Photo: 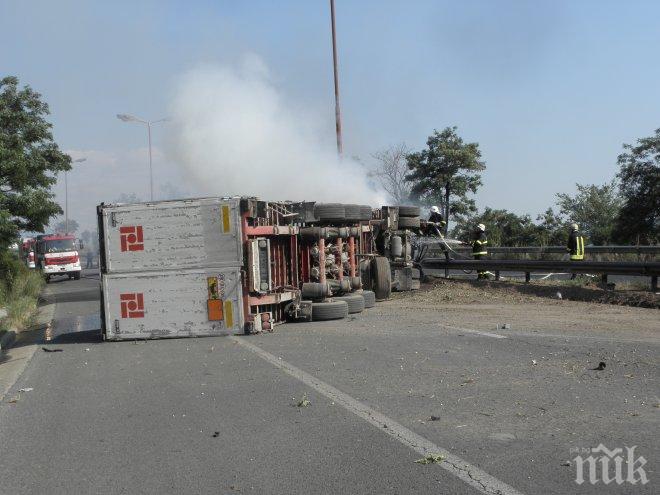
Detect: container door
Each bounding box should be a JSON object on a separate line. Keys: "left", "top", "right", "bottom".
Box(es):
{"left": 102, "top": 267, "right": 243, "bottom": 340}
{"left": 101, "top": 198, "right": 242, "bottom": 273}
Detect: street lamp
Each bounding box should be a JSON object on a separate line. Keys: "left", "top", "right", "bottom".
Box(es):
{"left": 65, "top": 157, "right": 87, "bottom": 233}
{"left": 116, "top": 114, "right": 167, "bottom": 201}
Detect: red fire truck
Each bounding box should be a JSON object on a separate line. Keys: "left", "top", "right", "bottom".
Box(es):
{"left": 35, "top": 233, "right": 82, "bottom": 282}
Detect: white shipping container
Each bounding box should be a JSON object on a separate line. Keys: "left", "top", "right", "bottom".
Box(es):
{"left": 99, "top": 197, "right": 243, "bottom": 273}
{"left": 102, "top": 267, "right": 243, "bottom": 340}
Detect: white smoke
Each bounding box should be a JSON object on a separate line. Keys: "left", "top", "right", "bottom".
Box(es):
{"left": 168, "top": 56, "right": 384, "bottom": 205}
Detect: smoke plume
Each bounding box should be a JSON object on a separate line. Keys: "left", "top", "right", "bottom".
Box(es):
{"left": 169, "top": 56, "right": 383, "bottom": 205}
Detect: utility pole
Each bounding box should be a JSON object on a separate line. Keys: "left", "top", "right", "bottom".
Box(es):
{"left": 330, "top": 0, "right": 343, "bottom": 158}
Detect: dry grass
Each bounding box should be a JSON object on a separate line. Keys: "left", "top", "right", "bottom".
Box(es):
{"left": 0, "top": 266, "right": 44, "bottom": 333}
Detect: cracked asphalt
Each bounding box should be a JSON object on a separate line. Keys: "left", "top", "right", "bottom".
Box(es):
{"left": 0, "top": 271, "right": 657, "bottom": 494}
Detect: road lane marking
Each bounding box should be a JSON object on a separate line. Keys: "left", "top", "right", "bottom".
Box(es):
{"left": 231, "top": 336, "right": 525, "bottom": 495}
{"left": 441, "top": 325, "right": 507, "bottom": 339}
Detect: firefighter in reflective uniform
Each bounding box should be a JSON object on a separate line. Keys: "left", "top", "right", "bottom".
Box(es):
{"left": 427, "top": 206, "right": 446, "bottom": 236}
{"left": 567, "top": 223, "right": 585, "bottom": 279}
{"left": 472, "top": 223, "right": 488, "bottom": 279}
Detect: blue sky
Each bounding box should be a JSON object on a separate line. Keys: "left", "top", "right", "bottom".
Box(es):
{"left": 2, "top": 0, "right": 659, "bottom": 231}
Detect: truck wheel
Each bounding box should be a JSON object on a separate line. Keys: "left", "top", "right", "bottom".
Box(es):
{"left": 314, "top": 203, "right": 346, "bottom": 222}
{"left": 311, "top": 300, "right": 348, "bottom": 321}
{"left": 45, "top": 276, "right": 50, "bottom": 284}
{"left": 344, "top": 204, "right": 362, "bottom": 222}
{"left": 359, "top": 259, "right": 372, "bottom": 291}
{"left": 73, "top": 272, "right": 81, "bottom": 280}
{"left": 332, "top": 294, "right": 365, "bottom": 314}
{"left": 371, "top": 256, "right": 392, "bottom": 300}
{"left": 357, "top": 290, "right": 376, "bottom": 308}
{"left": 397, "top": 216, "right": 420, "bottom": 228}
{"left": 397, "top": 205, "right": 420, "bottom": 217}
{"left": 359, "top": 205, "right": 373, "bottom": 221}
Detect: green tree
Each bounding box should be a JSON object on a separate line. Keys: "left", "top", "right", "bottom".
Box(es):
{"left": 406, "top": 127, "right": 485, "bottom": 234}
{"left": 535, "top": 207, "right": 566, "bottom": 246}
{"left": 555, "top": 181, "right": 622, "bottom": 245}
{"left": 451, "top": 208, "right": 538, "bottom": 246}
{"left": 612, "top": 129, "right": 660, "bottom": 244}
{"left": 0, "top": 76, "right": 70, "bottom": 251}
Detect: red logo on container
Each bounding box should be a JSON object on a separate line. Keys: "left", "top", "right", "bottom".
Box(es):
{"left": 120, "top": 226, "right": 144, "bottom": 252}
{"left": 120, "top": 293, "right": 144, "bottom": 318}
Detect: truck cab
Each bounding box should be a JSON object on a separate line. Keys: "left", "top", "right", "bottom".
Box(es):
{"left": 35, "top": 234, "right": 82, "bottom": 282}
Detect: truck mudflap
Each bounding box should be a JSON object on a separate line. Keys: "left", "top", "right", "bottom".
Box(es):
{"left": 102, "top": 267, "right": 243, "bottom": 340}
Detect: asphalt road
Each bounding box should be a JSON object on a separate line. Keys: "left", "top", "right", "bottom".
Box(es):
{"left": 0, "top": 271, "right": 657, "bottom": 494}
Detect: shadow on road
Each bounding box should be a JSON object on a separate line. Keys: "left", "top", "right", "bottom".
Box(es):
{"left": 40, "top": 290, "right": 100, "bottom": 305}
{"left": 47, "top": 328, "right": 103, "bottom": 345}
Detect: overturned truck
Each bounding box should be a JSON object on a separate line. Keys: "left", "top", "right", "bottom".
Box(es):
{"left": 97, "top": 197, "right": 422, "bottom": 340}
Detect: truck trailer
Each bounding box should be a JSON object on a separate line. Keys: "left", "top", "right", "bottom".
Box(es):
{"left": 98, "top": 197, "right": 424, "bottom": 340}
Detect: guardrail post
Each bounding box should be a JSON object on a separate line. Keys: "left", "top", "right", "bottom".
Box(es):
{"left": 652, "top": 275, "right": 658, "bottom": 293}
{"left": 601, "top": 273, "right": 608, "bottom": 285}
{"left": 444, "top": 251, "right": 449, "bottom": 279}
{"left": 495, "top": 270, "right": 500, "bottom": 281}
{"left": 525, "top": 272, "right": 530, "bottom": 283}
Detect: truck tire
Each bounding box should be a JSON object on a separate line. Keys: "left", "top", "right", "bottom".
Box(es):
{"left": 73, "top": 272, "right": 81, "bottom": 280}
{"left": 358, "top": 290, "right": 376, "bottom": 308}
{"left": 311, "top": 300, "right": 348, "bottom": 321}
{"left": 344, "top": 204, "right": 362, "bottom": 221}
{"left": 359, "top": 259, "right": 372, "bottom": 291}
{"left": 371, "top": 256, "right": 392, "bottom": 300}
{"left": 397, "top": 216, "right": 420, "bottom": 229}
{"left": 332, "top": 294, "right": 365, "bottom": 314}
{"left": 314, "top": 203, "right": 345, "bottom": 222}
{"left": 397, "top": 205, "right": 420, "bottom": 217}
{"left": 359, "top": 205, "right": 373, "bottom": 221}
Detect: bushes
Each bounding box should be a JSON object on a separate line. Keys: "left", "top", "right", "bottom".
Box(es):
{"left": 0, "top": 251, "right": 44, "bottom": 332}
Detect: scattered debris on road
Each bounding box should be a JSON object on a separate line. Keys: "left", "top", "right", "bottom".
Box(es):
{"left": 42, "top": 347, "right": 63, "bottom": 353}
{"left": 18, "top": 387, "right": 33, "bottom": 393}
{"left": 212, "top": 431, "right": 220, "bottom": 438}
{"left": 429, "top": 415, "right": 441, "bottom": 421}
{"left": 592, "top": 361, "right": 606, "bottom": 371}
{"left": 296, "top": 394, "right": 311, "bottom": 408}
{"left": 560, "top": 461, "right": 571, "bottom": 467}
{"left": 414, "top": 454, "right": 445, "bottom": 465}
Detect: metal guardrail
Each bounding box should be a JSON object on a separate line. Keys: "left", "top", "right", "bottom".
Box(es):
{"left": 420, "top": 258, "right": 660, "bottom": 290}
{"left": 433, "top": 245, "right": 660, "bottom": 255}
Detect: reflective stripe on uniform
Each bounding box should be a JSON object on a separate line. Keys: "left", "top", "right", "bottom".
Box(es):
{"left": 570, "top": 236, "right": 584, "bottom": 260}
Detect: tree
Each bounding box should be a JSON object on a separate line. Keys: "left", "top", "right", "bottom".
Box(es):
{"left": 52, "top": 219, "right": 79, "bottom": 234}
{"left": 0, "top": 76, "right": 71, "bottom": 250}
{"left": 535, "top": 207, "right": 566, "bottom": 246}
{"left": 406, "top": 127, "right": 485, "bottom": 234}
{"left": 555, "top": 181, "right": 622, "bottom": 245}
{"left": 369, "top": 143, "right": 412, "bottom": 204}
{"left": 612, "top": 129, "right": 660, "bottom": 244}
{"left": 451, "top": 208, "right": 538, "bottom": 246}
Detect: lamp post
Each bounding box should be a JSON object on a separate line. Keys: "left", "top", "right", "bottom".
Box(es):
{"left": 65, "top": 157, "right": 87, "bottom": 233}
{"left": 116, "top": 114, "right": 167, "bottom": 201}
{"left": 329, "top": 0, "right": 343, "bottom": 158}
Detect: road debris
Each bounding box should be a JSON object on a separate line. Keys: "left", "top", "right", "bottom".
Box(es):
{"left": 296, "top": 394, "right": 311, "bottom": 408}
{"left": 414, "top": 454, "right": 445, "bottom": 465}
{"left": 532, "top": 359, "right": 538, "bottom": 365}
{"left": 8, "top": 396, "right": 20, "bottom": 404}
{"left": 18, "top": 387, "right": 34, "bottom": 393}
{"left": 42, "top": 347, "right": 63, "bottom": 353}
{"left": 212, "top": 431, "right": 220, "bottom": 438}
{"left": 429, "top": 415, "right": 441, "bottom": 421}
{"left": 561, "top": 461, "right": 571, "bottom": 467}
{"left": 592, "top": 361, "right": 606, "bottom": 371}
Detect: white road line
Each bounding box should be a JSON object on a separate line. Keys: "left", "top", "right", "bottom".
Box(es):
{"left": 231, "top": 336, "right": 525, "bottom": 495}
{"left": 441, "top": 325, "right": 507, "bottom": 339}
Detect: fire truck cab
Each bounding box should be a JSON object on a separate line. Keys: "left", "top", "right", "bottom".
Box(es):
{"left": 35, "top": 233, "right": 82, "bottom": 282}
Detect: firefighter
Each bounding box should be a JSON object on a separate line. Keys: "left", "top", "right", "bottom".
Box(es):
{"left": 567, "top": 223, "right": 585, "bottom": 279}
{"left": 427, "top": 206, "right": 446, "bottom": 236}
{"left": 472, "top": 223, "right": 488, "bottom": 279}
